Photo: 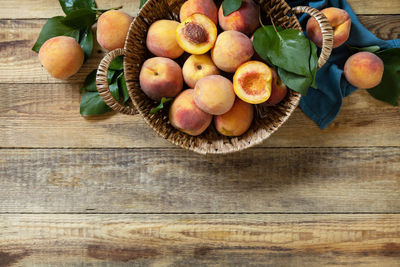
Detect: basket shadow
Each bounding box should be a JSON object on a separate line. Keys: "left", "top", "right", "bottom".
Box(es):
{"left": 188, "top": 147, "right": 321, "bottom": 193}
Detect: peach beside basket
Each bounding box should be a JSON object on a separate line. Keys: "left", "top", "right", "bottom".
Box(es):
{"left": 96, "top": 0, "right": 333, "bottom": 154}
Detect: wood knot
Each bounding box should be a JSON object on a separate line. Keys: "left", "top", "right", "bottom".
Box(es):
{"left": 184, "top": 22, "right": 207, "bottom": 44}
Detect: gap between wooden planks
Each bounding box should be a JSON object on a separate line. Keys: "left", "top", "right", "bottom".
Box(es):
{"left": 0, "top": 214, "right": 399, "bottom": 266}
{"left": 0, "top": 0, "right": 399, "bottom": 19}
{"left": 1, "top": 148, "right": 399, "bottom": 213}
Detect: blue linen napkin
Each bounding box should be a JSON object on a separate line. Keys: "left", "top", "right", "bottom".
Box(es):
{"left": 287, "top": 0, "right": 400, "bottom": 129}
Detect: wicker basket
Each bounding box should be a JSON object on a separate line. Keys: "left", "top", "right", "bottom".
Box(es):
{"left": 96, "top": 0, "right": 333, "bottom": 154}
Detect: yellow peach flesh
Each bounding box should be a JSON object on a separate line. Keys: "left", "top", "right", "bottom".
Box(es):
{"left": 233, "top": 61, "right": 272, "bottom": 104}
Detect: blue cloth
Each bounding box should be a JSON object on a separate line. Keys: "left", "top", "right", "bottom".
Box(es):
{"left": 287, "top": 0, "right": 400, "bottom": 129}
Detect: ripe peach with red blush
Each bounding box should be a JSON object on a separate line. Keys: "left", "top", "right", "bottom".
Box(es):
{"left": 306, "top": 7, "right": 351, "bottom": 48}
{"left": 169, "top": 89, "right": 213, "bottom": 136}
{"left": 218, "top": 0, "right": 260, "bottom": 36}
{"left": 139, "top": 57, "right": 183, "bottom": 101}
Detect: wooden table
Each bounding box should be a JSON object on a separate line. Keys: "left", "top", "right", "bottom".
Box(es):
{"left": 1, "top": 0, "right": 400, "bottom": 265}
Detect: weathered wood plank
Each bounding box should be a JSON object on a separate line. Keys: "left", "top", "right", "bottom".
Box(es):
{"left": 1, "top": 83, "right": 399, "bottom": 148}
{"left": 0, "top": 0, "right": 398, "bottom": 19}
{"left": 0, "top": 214, "right": 399, "bottom": 266}
{"left": 1, "top": 148, "right": 399, "bottom": 213}
{"left": 0, "top": 15, "right": 399, "bottom": 84}
{"left": 0, "top": 0, "right": 140, "bottom": 19}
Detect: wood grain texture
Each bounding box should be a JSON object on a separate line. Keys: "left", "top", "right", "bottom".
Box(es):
{"left": 1, "top": 84, "right": 400, "bottom": 148}
{"left": 0, "top": 214, "right": 399, "bottom": 266}
{"left": 0, "top": 15, "right": 399, "bottom": 84}
{"left": 1, "top": 148, "right": 399, "bottom": 213}
{"left": 0, "top": 0, "right": 141, "bottom": 19}
{"left": 0, "top": 0, "right": 398, "bottom": 19}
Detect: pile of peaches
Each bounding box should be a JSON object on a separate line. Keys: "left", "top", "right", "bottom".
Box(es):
{"left": 139, "top": 0, "right": 287, "bottom": 137}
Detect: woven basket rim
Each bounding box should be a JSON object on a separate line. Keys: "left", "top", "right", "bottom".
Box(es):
{"left": 121, "top": 0, "right": 306, "bottom": 154}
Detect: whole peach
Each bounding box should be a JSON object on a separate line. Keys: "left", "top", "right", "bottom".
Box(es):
{"left": 139, "top": 57, "right": 183, "bottom": 101}
{"left": 344, "top": 52, "right": 384, "bottom": 89}
{"left": 180, "top": 0, "right": 218, "bottom": 25}
{"left": 211, "top": 30, "right": 254, "bottom": 73}
{"left": 306, "top": 7, "right": 351, "bottom": 48}
{"left": 146, "top": 20, "right": 184, "bottom": 59}
{"left": 182, "top": 54, "right": 220, "bottom": 88}
{"left": 218, "top": 0, "right": 260, "bottom": 36}
{"left": 39, "top": 36, "right": 84, "bottom": 79}
{"left": 194, "top": 75, "right": 235, "bottom": 115}
{"left": 169, "top": 89, "right": 213, "bottom": 136}
{"left": 97, "top": 10, "right": 133, "bottom": 51}
{"left": 215, "top": 98, "right": 254, "bottom": 137}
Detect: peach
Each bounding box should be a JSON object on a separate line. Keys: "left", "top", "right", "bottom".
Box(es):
{"left": 139, "top": 57, "right": 183, "bottom": 101}
{"left": 306, "top": 7, "right": 351, "bottom": 48}
{"left": 38, "top": 36, "right": 84, "bottom": 79}
{"left": 344, "top": 51, "right": 384, "bottom": 89}
{"left": 215, "top": 98, "right": 254, "bottom": 137}
{"left": 211, "top": 30, "right": 254, "bottom": 73}
{"left": 176, "top": 14, "right": 217, "bottom": 55}
{"left": 97, "top": 10, "right": 133, "bottom": 51}
{"left": 218, "top": 0, "right": 260, "bottom": 36}
{"left": 169, "top": 89, "right": 213, "bottom": 136}
{"left": 261, "top": 68, "right": 288, "bottom": 105}
{"left": 182, "top": 54, "right": 220, "bottom": 88}
{"left": 194, "top": 75, "right": 235, "bottom": 115}
{"left": 233, "top": 61, "right": 272, "bottom": 104}
{"left": 180, "top": 0, "right": 218, "bottom": 25}
{"left": 146, "top": 20, "right": 184, "bottom": 59}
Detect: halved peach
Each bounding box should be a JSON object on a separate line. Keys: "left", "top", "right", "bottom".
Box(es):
{"left": 176, "top": 13, "right": 217, "bottom": 55}
{"left": 233, "top": 61, "right": 272, "bottom": 104}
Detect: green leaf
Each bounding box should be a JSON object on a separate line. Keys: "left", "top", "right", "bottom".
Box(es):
{"left": 108, "top": 70, "right": 116, "bottom": 84}
{"left": 150, "top": 97, "right": 173, "bottom": 114}
{"left": 81, "top": 69, "right": 97, "bottom": 92}
{"left": 140, "top": 0, "right": 148, "bottom": 8}
{"left": 79, "top": 27, "right": 93, "bottom": 59}
{"left": 348, "top": 45, "right": 381, "bottom": 53}
{"left": 367, "top": 48, "right": 400, "bottom": 106}
{"left": 309, "top": 39, "right": 318, "bottom": 89}
{"left": 118, "top": 74, "right": 130, "bottom": 102}
{"left": 80, "top": 91, "right": 111, "bottom": 115}
{"left": 253, "top": 25, "right": 318, "bottom": 94}
{"left": 222, "top": 0, "right": 242, "bottom": 16}
{"left": 59, "top": 0, "right": 96, "bottom": 15}
{"left": 61, "top": 8, "right": 96, "bottom": 29}
{"left": 277, "top": 68, "right": 312, "bottom": 95}
{"left": 32, "top": 16, "right": 80, "bottom": 52}
{"left": 109, "top": 56, "right": 124, "bottom": 70}
{"left": 109, "top": 81, "right": 120, "bottom": 102}
{"left": 255, "top": 26, "right": 314, "bottom": 76}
